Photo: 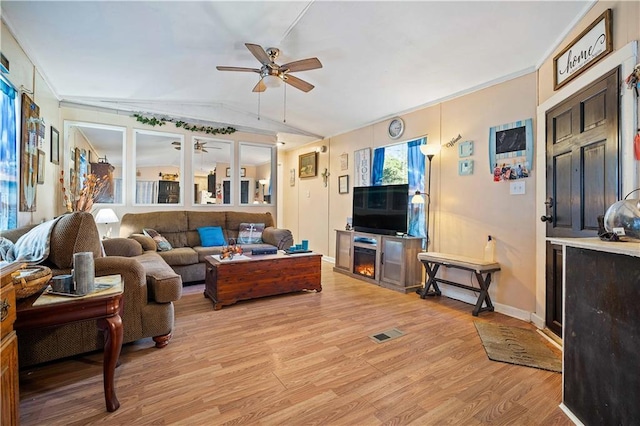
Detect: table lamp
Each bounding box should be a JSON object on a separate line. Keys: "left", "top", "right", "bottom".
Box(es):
{"left": 95, "top": 208, "right": 119, "bottom": 239}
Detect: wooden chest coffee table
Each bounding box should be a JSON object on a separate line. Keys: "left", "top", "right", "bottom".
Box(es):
{"left": 204, "top": 252, "right": 322, "bottom": 310}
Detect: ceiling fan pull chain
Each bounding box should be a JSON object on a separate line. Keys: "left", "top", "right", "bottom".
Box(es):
{"left": 257, "top": 85, "right": 261, "bottom": 121}
{"left": 283, "top": 82, "right": 287, "bottom": 123}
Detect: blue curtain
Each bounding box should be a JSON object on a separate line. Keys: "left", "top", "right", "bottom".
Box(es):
{"left": 371, "top": 147, "right": 385, "bottom": 186}
{"left": 0, "top": 78, "right": 17, "bottom": 230}
{"left": 407, "top": 138, "right": 426, "bottom": 238}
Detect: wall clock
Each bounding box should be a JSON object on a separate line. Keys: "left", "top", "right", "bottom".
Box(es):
{"left": 388, "top": 117, "right": 404, "bottom": 139}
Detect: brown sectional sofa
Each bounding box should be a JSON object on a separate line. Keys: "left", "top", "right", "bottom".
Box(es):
{"left": 119, "top": 211, "right": 294, "bottom": 283}
{"left": 1, "top": 212, "right": 182, "bottom": 367}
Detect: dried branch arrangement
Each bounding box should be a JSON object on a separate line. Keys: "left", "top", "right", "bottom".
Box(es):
{"left": 59, "top": 170, "right": 108, "bottom": 212}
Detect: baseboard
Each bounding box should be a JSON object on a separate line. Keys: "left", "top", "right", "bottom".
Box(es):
{"left": 560, "top": 403, "right": 584, "bottom": 426}
{"left": 530, "top": 313, "right": 545, "bottom": 329}
{"left": 322, "top": 256, "right": 335, "bottom": 264}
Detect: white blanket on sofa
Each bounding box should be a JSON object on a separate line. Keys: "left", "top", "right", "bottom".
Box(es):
{"left": 1, "top": 216, "right": 62, "bottom": 265}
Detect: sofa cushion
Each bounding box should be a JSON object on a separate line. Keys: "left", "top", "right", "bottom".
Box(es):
{"left": 197, "top": 226, "right": 226, "bottom": 247}
{"left": 102, "top": 238, "right": 143, "bottom": 257}
{"left": 130, "top": 233, "right": 157, "bottom": 251}
{"left": 193, "top": 246, "right": 225, "bottom": 262}
{"left": 158, "top": 247, "right": 198, "bottom": 266}
{"left": 143, "top": 228, "right": 173, "bottom": 252}
{"left": 237, "top": 223, "right": 265, "bottom": 244}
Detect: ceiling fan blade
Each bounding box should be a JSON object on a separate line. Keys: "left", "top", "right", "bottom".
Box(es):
{"left": 216, "top": 66, "right": 260, "bottom": 73}
{"left": 280, "top": 57, "right": 322, "bottom": 73}
{"left": 202, "top": 148, "right": 208, "bottom": 153}
{"left": 252, "top": 79, "right": 267, "bottom": 93}
{"left": 171, "top": 141, "right": 181, "bottom": 145}
{"left": 174, "top": 146, "right": 181, "bottom": 150}
{"left": 283, "top": 74, "right": 314, "bottom": 92}
{"left": 245, "top": 43, "right": 271, "bottom": 66}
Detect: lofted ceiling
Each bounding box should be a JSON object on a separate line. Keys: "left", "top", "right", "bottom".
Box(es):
{"left": 2, "top": 1, "right": 593, "bottom": 149}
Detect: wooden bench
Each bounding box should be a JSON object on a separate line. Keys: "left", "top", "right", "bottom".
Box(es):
{"left": 417, "top": 252, "right": 501, "bottom": 316}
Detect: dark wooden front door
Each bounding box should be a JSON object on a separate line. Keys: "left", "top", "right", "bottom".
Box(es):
{"left": 544, "top": 68, "right": 620, "bottom": 337}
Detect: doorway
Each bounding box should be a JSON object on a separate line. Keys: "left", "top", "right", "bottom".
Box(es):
{"left": 543, "top": 68, "right": 620, "bottom": 337}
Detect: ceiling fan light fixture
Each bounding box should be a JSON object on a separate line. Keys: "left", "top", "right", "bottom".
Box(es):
{"left": 263, "top": 74, "right": 282, "bottom": 88}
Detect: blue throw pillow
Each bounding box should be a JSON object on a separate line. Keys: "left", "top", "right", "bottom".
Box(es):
{"left": 198, "top": 226, "right": 226, "bottom": 247}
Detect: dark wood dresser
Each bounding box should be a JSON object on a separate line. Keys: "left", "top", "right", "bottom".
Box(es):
{"left": 1, "top": 262, "right": 21, "bottom": 425}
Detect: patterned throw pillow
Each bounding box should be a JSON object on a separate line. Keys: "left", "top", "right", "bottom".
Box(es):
{"left": 143, "top": 228, "right": 173, "bottom": 252}
{"left": 237, "top": 223, "right": 264, "bottom": 244}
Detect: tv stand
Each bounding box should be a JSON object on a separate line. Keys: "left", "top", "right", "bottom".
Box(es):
{"left": 334, "top": 230, "right": 423, "bottom": 293}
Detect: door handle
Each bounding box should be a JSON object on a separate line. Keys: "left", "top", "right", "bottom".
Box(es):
{"left": 540, "top": 215, "right": 553, "bottom": 222}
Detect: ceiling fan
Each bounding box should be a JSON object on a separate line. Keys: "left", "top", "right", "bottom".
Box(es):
{"left": 216, "top": 43, "right": 322, "bottom": 93}
{"left": 172, "top": 140, "right": 220, "bottom": 153}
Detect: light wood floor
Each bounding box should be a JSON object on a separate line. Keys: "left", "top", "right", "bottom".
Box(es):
{"left": 19, "top": 261, "right": 570, "bottom": 425}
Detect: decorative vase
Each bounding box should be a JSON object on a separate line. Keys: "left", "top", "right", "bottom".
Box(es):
{"left": 73, "top": 252, "right": 95, "bottom": 295}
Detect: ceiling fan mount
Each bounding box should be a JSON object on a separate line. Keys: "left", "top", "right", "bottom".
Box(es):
{"left": 217, "top": 43, "right": 322, "bottom": 93}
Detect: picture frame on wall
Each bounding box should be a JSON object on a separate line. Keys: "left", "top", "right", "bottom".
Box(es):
{"left": 338, "top": 175, "right": 349, "bottom": 194}
{"left": 37, "top": 149, "right": 45, "bottom": 184}
{"left": 50, "top": 126, "right": 59, "bottom": 164}
{"left": 489, "top": 118, "right": 533, "bottom": 182}
{"left": 226, "top": 167, "right": 231, "bottom": 177}
{"left": 240, "top": 168, "right": 246, "bottom": 177}
{"left": 290, "top": 168, "right": 296, "bottom": 186}
{"left": 340, "top": 153, "right": 348, "bottom": 171}
{"left": 299, "top": 152, "right": 318, "bottom": 178}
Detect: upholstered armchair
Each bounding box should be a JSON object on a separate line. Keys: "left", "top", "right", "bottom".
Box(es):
{"left": 2, "top": 212, "right": 181, "bottom": 367}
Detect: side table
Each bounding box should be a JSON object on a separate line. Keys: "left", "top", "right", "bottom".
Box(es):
{"left": 15, "top": 275, "right": 124, "bottom": 412}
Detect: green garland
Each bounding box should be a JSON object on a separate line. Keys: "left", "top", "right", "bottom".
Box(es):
{"left": 133, "top": 113, "right": 236, "bottom": 135}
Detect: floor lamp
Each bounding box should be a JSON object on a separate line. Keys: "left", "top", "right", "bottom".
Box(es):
{"left": 419, "top": 144, "right": 441, "bottom": 247}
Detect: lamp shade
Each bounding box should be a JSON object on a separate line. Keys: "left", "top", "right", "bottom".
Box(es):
{"left": 411, "top": 191, "right": 425, "bottom": 204}
{"left": 95, "top": 208, "right": 119, "bottom": 224}
{"left": 258, "top": 179, "right": 268, "bottom": 185}
{"left": 420, "top": 144, "right": 441, "bottom": 157}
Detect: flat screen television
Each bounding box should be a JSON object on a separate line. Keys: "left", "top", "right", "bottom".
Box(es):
{"left": 352, "top": 184, "right": 409, "bottom": 235}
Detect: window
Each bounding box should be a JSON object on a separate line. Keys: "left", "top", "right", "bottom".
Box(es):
{"left": 371, "top": 138, "right": 426, "bottom": 237}
{"left": 0, "top": 77, "right": 18, "bottom": 230}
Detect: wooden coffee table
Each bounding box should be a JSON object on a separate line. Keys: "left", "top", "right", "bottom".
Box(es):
{"left": 204, "top": 252, "right": 322, "bottom": 310}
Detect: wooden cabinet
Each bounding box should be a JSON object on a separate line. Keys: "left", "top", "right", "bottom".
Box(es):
{"left": 380, "top": 236, "right": 422, "bottom": 288}
{"left": 335, "top": 230, "right": 353, "bottom": 271}
{"left": 334, "top": 230, "right": 423, "bottom": 293}
{"left": 158, "top": 180, "right": 179, "bottom": 204}
{"left": 91, "top": 162, "right": 115, "bottom": 203}
{"left": 1, "top": 262, "right": 21, "bottom": 426}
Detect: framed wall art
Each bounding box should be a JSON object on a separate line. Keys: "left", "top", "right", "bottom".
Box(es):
{"left": 553, "top": 9, "right": 612, "bottom": 90}
{"left": 290, "top": 168, "right": 296, "bottom": 186}
{"left": 338, "top": 175, "right": 349, "bottom": 194}
{"left": 50, "top": 126, "right": 59, "bottom": 164}
{"left": 489, "top": 118, "right": 533, "bottom": 182}
{"left": 299, "top": 152, "right": 317, "bottom": 178}
{"left": 20, "top": 92, "right": 39, "bottom": 212}
{"left": 37, "top": 149, "right": 45, "bottom": 184}
{"left": 340, "top": 153, "right": 348, "bottom": 171}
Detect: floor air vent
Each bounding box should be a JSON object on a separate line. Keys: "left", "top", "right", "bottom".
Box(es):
{"left": 369, "top": 328, "right": 404, "bottom": 343}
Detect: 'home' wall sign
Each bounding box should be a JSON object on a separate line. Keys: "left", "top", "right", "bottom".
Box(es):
{"left": 553, "top": 9, "right": 612, "bottom": 90}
